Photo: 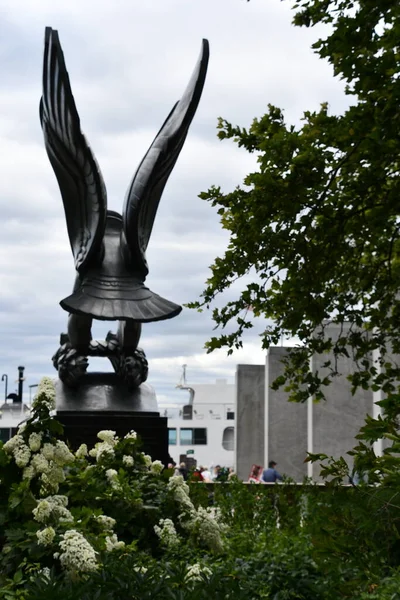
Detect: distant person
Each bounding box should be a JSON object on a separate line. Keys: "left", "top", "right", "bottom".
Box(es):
{"left": 212, "top": 465, "right": 221, "bottom": 481}
{"left": 191, "top": 467, "right": 204, "bottom": 482}
{"left": 261, "top": 461, "right": 282, "bottom": 483}
{"left": 228, "top": 467, "right": 235, "bottom": 481}
{"left": 248, "top": 464, "right": 263, "bottom": 483}
{"left": 178, "top": 462, "right": 188, "bottom": 480}
{"left": 200, "top": 466, "right": 212, "bottom": 482}
{"left": 171, "top": 462, "right": 181, "bottom": 477}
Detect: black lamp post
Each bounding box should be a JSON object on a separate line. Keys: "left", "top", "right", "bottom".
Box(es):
{"left": 1, "top": 374, "right": 7, "bottom": 402}
{"left": 17, "top": 366, "right": 25, "bottom": 403}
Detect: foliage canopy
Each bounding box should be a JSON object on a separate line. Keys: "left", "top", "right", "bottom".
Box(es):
{"left": 190, "top": 0, "right": 400, "bottom": 404}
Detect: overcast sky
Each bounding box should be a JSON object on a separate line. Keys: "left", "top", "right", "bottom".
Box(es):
{"left": 0, "top": 0, "right": 348, "bottom": 405}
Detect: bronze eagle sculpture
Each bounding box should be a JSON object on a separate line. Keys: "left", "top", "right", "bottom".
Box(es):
{"left": 41, "top": 27, "right": 209, "bottom": 388}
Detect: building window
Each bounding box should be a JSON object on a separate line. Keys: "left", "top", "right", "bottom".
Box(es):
{"left": 222, "top": 427, "right": 234, "bottom": 451}
{"left": 168, "top": 428, "right": 177, "bottom": 445}
{"left": 193, "top": 428, "right": 207, "bottom": 445}
{"left": 227, "top": 409, "right": 235, "bottom": 420}
{"left": 180, "top": 428, "right": 207, "bottom": 445}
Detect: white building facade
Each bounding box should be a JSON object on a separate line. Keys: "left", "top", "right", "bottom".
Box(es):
{"left": 165, "top": 378, "right": 235, "bottom": 468}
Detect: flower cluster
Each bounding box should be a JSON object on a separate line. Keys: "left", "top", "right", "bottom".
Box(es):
{"left": 28, "top": 432, "right": 43, "bottom": 452}
{"left": 154, "top": 518, "right": 179, "bottom": 548}
{"left": 32, "top": 377, "right": 56, "bottom": 411}
{"left": 97, "top": 430, "right": 117, "bottom": 444}
{"left": 150, "top": 460, "right": 164, "bottom": 474}
{"left": 167, "top": 476, "right": 227, "bottom": 553}
{"left": 142, "top": 453, "right": 152, "bottom": 467}
{"left": 36, "top": 526, "right": 56, "bottom": 546}
{"left": 95, "top": 514, "right": 116, "bottom": 532}
{"left": 89, "top": 431, "right": 117, "bottom": 462}
{"left": 33, "top": 495, "right": 73, "bottom": 524}
{"left": 183, "top": 506, "right": 227, "bottom": 553}
{"left": 75, "top": 444, "right": 88, "bottom": 459}
{"left": 167, "top": 476, "right": 193, "bottom": 512}
{"left": 3, "top": 435, "right": 31, "bottom": 468}
{"left": 124, "top": 430, "right": 137, "bottom": 440}
{"left": 56, "top": 530, "right": 98, "bottom": 577}
{"left": 105, "top": 468, "right": 121, "bottom": 491}
{"left": 105, "top": 533, "right": 125, "bottom": 552}
{"left": 123, "top": 455, "right": 134, "bottom": 467}
{"left": 185, "top": 563, "right": 213, "bottom": 582}
{"left": 3, "top": 379, "right": 74, "bottom": 495}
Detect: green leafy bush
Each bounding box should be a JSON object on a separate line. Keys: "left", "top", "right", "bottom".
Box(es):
{"left": 2, "top": 378, "right": 400, "bottom": 599}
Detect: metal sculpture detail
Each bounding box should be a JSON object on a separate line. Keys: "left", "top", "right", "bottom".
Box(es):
{"left": 41, "top": 27, "right": 209, "bottom": 388}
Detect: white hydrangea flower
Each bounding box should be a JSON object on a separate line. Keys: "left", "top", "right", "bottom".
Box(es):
{"left": 53, "top": 441, "right": 74, "bottom": 465}
{"left": 48, "top": 495, "right": 68, "bottom": 508}
{"left": 14, "top": 444, "right": 31, "bottom": 468}
{"left": 97, "top": 430, "right": 116, "bottom": 444}
{"left": 105, "top": 533, "right": 125, "bottom": 552}
{"left": 41, "top": 443, "right": 55, "bottom": 461}
{"left": 105, "top": 468, "right": 121, "bottom": 490}
{"left": 123, "top": 455, "right": 134, "bottom": 467}
{"left": 49, "top": 465, "right": 66, "bottom": 484}
{"left": 167, "top": 477, "right": 195, "bottom": 514}
{"left": 181, "top": 505, "right": 227, "bottom": 553}
{"left": 167, "top": 475, "right": 190, "bottom": 495}
{"left": 58, "top": 510, "right": 74, "bottom": 523}
{"left": 40, "top": 465, "right": 66, "bottom": 494}
{"left": 23, "top": 465, "right": 35, "bottom": 480}
{"left": 17, "top": 422, "right": 27, "bottom": 434}
{"left": 154, "top": 518, "right": 179, "bottom": 548}
{"left": 97, "top": 444, "right": 115, "bottom": 461}
{"left": 38, "top": 566, "right": 51, "bottom": 580}
{"left": 124, "top": 430, "right": 137, "bottom": 440}
{"left": 75, "top": 444, "right": 88, "bottom": 458}
{"left": 95, "top": 515, "right": 116, "bottom": 532}
{"left": 4, "top": 435, "right": 31, "bottom": 468}
{"left": 89, "top": 441, "right": 115, "bottom": 462}
{"left": 150, "top": 460, "right": 164, "bottom": 475}
{"left": 28, "top": 432, "right": 43, "bottom": 452}
{"left": 33, "top": 495, "right": 73, "bottom": 524}
{"left": 142, "top": 453, "right": 152, "bottom": 467}
{"left": 57, "top": 530, "right": 98, "bottom": 576}
{"left": 36, "top": 526, "right": 56, "bottom": 546}
{"left": 106, "top": 468, "right": 118, "bottom": 480}
{"left": 3, "top": 434, "right": 24, "bottom": 453}
{"left": 186, "top": 563, "right": 212, "bottom": 582}
{"left": 133, "top": 566, "right": 148, "bottom": 574}
{"left": 31, "top": 453, "right": 50, "bottom": 474}
{"left": 32, "top": 377, "right": 56, "bottom": 411}
{"left": 33, "top": 500, "right": 52, "bottom": 523}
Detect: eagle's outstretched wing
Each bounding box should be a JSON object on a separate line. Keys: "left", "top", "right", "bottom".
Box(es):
{"left": 40, "top": 27, "right": 107, "bottom": 274}
{"left": 122, "top": 39, "right": 209, "bottom": 278}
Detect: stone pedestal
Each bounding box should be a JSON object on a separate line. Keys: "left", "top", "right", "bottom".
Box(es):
{"left": 55, "top": 373, "right": 169, "bottom": 465}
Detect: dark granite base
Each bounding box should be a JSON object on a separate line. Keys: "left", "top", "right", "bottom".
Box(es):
{"left": 57, "top": 411, "right": 170, "bottom": 466}
{"left": 55, "top": 373, "right": 158, "bottom": 412}
{"left": 55, "top": 373, "right": 169, "bottom": 465}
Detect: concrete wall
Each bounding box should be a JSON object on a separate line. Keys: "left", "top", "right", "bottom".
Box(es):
{"left": 235, "top": 324, "right": 387, "bottom": 482}
{"left": 266, "top": 348, "right": 308, "bottom": 482}
{"left": 311, "top": 323, "right": 374, "bottom": 480}
{"left": 235, "top": 364, "right": 265, "bottom": 481}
